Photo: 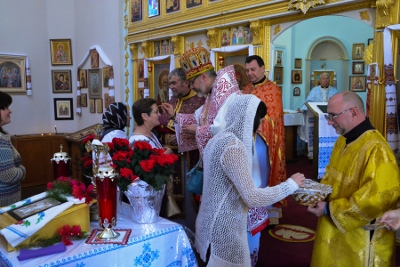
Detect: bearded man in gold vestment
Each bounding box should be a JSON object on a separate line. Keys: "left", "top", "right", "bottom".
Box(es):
{"left": 308, "top": 91, "right": 400, "bottom": 267}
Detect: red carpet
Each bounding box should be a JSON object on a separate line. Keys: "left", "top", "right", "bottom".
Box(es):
{"left": 256, "top": 155, "right": 400, "bottom": 267}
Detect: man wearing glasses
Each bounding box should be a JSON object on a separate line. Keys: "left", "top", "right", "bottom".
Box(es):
{"left": 307, "top": 91, "right": 400, "bottom": 266}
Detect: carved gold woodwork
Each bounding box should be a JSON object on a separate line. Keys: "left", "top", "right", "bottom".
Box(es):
{"left": 171, "top": 36, "right": 184, "bottom": 55}
{"left": 130, "top": 44, "right": 138, "bottom": 61}
{"left": 125, "top": 69, "right": 129, "bottom": 86}
{"left": 250, "top": 21, "right": 263, "bottom": 45}
{"left": 274, "top": 25, "right": 281, "bottom": 36}
{"left": 288, "top": 0, "right": 325, "bottom": 15}
{"left": 359, "top": 10, "right": 370, "bottom": 21}
{"left": 375, "top": 0, "right": 395, "bottom": 29}
{"left": 140, "top": 41, "right": 151, "bottom": 58}
{"left": 207, "top": 29, "right": 219, "bottom": 49}
{"left": 363, "top": 44, "right": 373, "bottom": 65}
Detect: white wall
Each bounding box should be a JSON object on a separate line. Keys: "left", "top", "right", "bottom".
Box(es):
{"left": 0, "top": 0, "right": 124, "bottom": 135}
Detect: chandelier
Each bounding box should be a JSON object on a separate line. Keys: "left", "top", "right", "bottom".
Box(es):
{"left": 288, "top": 0, "right": 325, "bottom": 15}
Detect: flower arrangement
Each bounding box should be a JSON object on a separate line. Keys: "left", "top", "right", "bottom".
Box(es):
{"left": 46, "top": 176, "right": 94, "bottom": 204}
{"left": 17, "top": 224, "right": 87, "bottom": 249}
{"left": 80, "top": 134, "right": 95, "bottom": 178}
{"left": 106, "top": 138, "right": 179, "bottom": 192}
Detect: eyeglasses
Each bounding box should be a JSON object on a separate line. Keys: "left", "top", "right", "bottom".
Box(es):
{"left": 189, "top": 75, "right": 199, "bottom": 87}
{"left": 151, "top": 109, "right": 160, "bottom": 115}
{"left": 324, "top": 107, "right": 355, "bottom": 122}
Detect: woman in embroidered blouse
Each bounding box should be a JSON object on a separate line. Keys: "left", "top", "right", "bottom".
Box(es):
{"left": 0, "top": 91, "right": 26, "bottom": 206}
{"left": 129, "top": 98, "right": 172, "bottom": 154}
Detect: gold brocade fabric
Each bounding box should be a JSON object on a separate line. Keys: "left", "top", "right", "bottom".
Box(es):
{"left": 311, "top": 130, "right": 400, "bottom": 267}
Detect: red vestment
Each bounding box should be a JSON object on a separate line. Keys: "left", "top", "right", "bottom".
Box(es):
{"left": 243, "top": 79, "right": 287, "bottom": 209}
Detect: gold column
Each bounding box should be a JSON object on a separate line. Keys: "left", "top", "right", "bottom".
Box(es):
{"left": 370, "top": 0, "right": 398, "bottom": 135}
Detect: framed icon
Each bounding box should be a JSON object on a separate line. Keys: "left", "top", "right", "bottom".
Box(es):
{"left": 79, "top": 69, "right": 87, "bottom": 88}
{"left": 0, "top": 54, "right": 27, "bottom": 94}
{"left": 352, "top": 43, "right": 364, "bottom": 60}
{"left": 54, "top": 98, "right": 74, "bottom": 120}
{"left": 51, "top": 70, "right": 72, "bottom": 93}
{"left": 50, "top": 39, "right": 72, "bottom": 66}
{"left": 291, "top": 70, "right": 302, "bottom": 84}
{"left": 148, "top": 0, "right": 160, "bottom": 17}
{"left": 88, "top": 69, "right": 102, "bottom": 99}
{"left": 293, "top": 87, "right": 301, "bottom": 96}
{"left": 81, "top": 93, "right": 88, "bottom": 107}
{"left": 294, "top": 58, "right": 302, "bottom": 69}
{"left": 274, "top": 66, "right": 283, "bottom": 84}
{"left": 350, "top": 76, "right": 366, "bottom": 92}
{"left": 131, "top": 0, "right": 142, "bottom": 22}
{"left": 275, "top": 50, "right": 283, "bottom": 65}
{"left": 90, "top": 49, "right": 99, "bottom": 68}
{"left": 352, "top": 61, "right": 364, "bottom": 74}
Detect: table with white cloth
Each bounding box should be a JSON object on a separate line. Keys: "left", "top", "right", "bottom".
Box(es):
{"left": 0, "top": 204, "right": 198, "bottom": 267}
{"left": 304, "top": 102, "right": 339, "bottom": 179}
{"left": 283, "top": 111, "right": 305, "bottom": 162}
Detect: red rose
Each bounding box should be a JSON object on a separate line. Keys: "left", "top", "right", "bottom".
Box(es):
{"left": 139, "top": 159, "right": 156, "bottom": 172}
{"left": 71, "top": 225, "right": 82, "bottom": 237}
{"left": 112, "top": 151, "right": 129, "bottom": 161}
{"left": 134, "top": 141, "right": 153, "bottom": 151}
{"left": 119, "top": 167, "right": 134, "bottom": 179}
{"left": 46, "top": 182, "right": 53, "bottom": 190}
{"left": 114, "top": 138, "right": 130, "bottom": 148}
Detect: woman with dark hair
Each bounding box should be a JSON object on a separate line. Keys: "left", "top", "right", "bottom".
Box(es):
{"left": 196, "top": 94, "right": 305, "bottom": 266}
{"left": 129, "top": 98, "right": 172, "bottom": 154}
{"left": 0, "top": 91, "right": 26, "bottom": 206}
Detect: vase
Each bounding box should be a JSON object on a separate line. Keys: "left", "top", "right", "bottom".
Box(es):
{"left": 124, "top": 179, "right": 165, "bottom": 223}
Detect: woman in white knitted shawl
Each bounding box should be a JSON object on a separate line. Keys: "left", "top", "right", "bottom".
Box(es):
{"left": 196, "top": 94, "right": 305, "bottom": 266}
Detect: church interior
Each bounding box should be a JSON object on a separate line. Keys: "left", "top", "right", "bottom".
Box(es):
{"left": 1, "top": 0, "right": 400, "bottom": 266}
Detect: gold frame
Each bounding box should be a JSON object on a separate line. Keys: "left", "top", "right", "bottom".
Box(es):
{"left": 50, "top": 39, "right": 72, "bottom": 66}
{"left": 350, "top": 75, "right": 366, "bottom": 92}
{"left": 0, "top": 54, "right": 26, "bottom": 94}
{"left": 274, "top": 66, "right": 283, "bottom": 84}
{"left": 352, "top": 43, "right": 364, "bottom": 60}
{"left": 51, "top": 70, "right": 72, "bottom": 93}
{"left": 291, "top": 70, "right": 302, "bottom": 84}
{"left": 313, "top": 71, "right": 334, "bottom": 87}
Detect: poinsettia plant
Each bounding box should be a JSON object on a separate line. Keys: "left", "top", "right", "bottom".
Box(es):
{"left": 106, "top": 138, "right": 179, "bottom": 192}
{"left": 46, "top": 176, "right": 94, "bottom": 204}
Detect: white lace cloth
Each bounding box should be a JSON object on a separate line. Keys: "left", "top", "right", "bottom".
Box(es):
{"left": 196, "top": 95, "right": 299, "bottom": 267}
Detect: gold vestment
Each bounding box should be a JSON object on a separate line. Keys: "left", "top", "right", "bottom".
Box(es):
{"left": 311, "top": 130, "right": 400, "bottom": 267}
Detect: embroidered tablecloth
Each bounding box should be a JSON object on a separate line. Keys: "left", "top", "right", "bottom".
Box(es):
{"left": 0, "top": 204, "right": 198, "bottom": 267}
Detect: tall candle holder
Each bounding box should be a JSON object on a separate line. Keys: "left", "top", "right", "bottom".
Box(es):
{"left": 85, "top": 126, "right": 120, "bottom": 240}
{"left": 94, "top": 166, "right": 120, "bottom": 240}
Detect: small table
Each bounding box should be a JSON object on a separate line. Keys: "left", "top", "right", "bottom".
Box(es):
{"left": 0, "top": 205, "right": 198, "bottom": 267}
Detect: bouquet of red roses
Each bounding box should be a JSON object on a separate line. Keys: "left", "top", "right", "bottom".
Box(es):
{"left": 106, "top": 138, "right": 178, "bottom": 192}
